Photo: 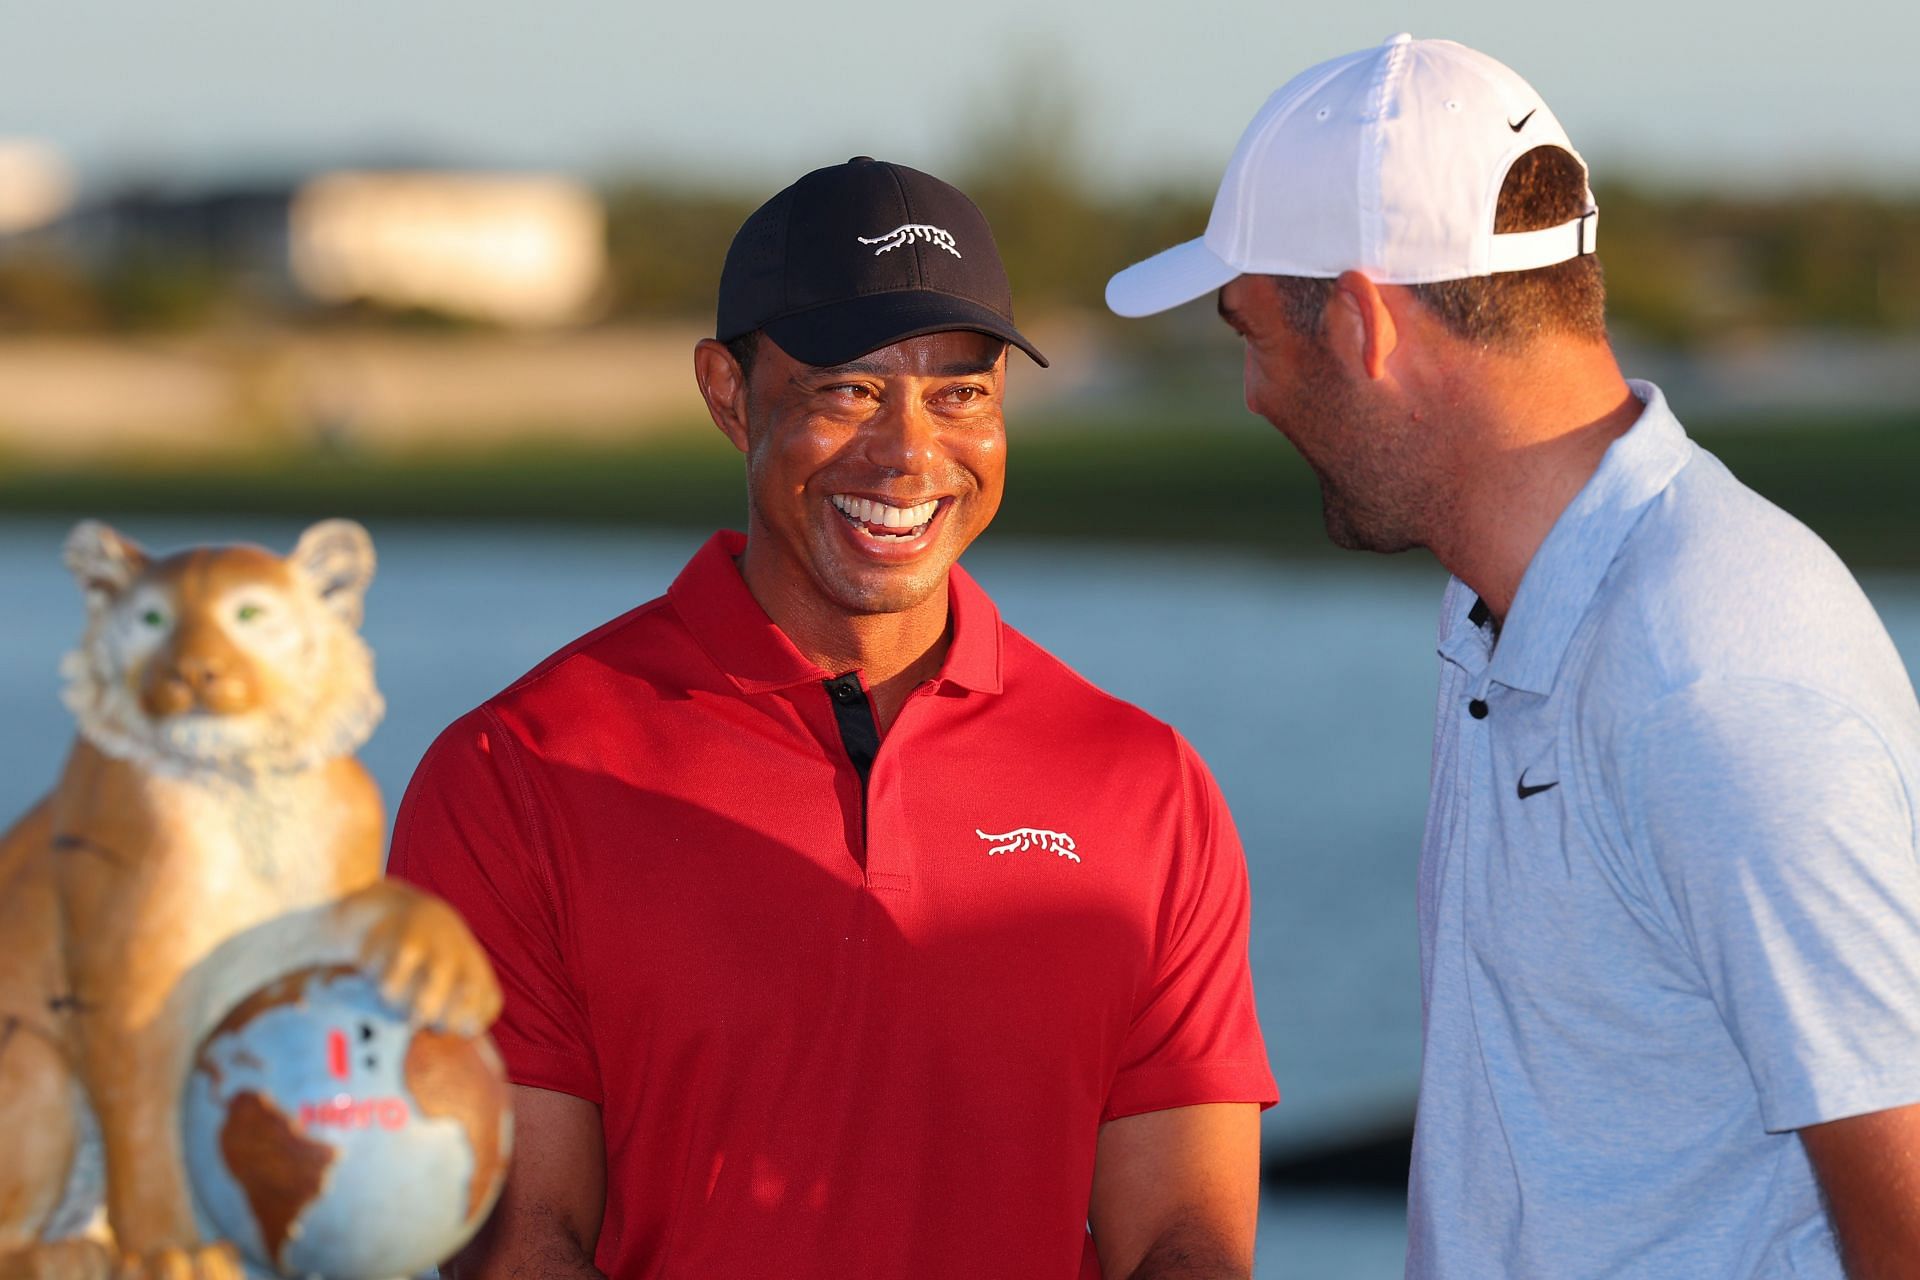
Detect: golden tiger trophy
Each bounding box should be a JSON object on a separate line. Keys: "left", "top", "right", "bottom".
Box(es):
{"left": 0, "top": 521, "right": 511, "bottom": 1280}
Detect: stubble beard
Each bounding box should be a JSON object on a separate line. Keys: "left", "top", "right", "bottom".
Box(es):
{"left": 1287, "top": 348, "right": 1430, "bottom": 556}
{"left": 1315, "top": 462, "right": 1421, "bottom": 555}
{"left": 801, "top": 497, "right": 972, "bottom": 618}
{"left": 813, "top": 554, "right": 947, "bottom": 617}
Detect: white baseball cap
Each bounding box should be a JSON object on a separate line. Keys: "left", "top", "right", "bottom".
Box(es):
{"left": 1106, "top": 33, "right": 1598, "bottom": 317}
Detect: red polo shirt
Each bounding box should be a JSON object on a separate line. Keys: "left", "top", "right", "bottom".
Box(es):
{"left": 389, "top": 532, "right": 1276, "bottom": 1279}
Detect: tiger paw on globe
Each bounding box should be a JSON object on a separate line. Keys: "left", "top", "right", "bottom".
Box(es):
{"left": 182, "top": 965, "right": 514, "bottom": 1280}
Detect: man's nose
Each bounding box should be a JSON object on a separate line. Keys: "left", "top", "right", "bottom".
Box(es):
{"left": 863, "top": 397, "right": 940, "bottom": 473}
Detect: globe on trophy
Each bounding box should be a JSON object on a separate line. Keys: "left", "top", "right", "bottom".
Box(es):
{"left": 182, "top": 965, "right": 514, "bottom": 1280}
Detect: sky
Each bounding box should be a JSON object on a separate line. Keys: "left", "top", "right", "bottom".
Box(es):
{"left": 1, "top": 0, "right": 1914, "bottom": 197}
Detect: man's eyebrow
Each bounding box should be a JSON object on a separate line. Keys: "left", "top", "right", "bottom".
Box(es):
{"left": 805, "top": 357, "right": 1002, "bottom": 378}
{"left": 931, "top": 358, "right": 1000, "bottom": 376}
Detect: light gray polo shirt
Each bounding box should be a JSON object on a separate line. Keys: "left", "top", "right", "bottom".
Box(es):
{"left": 1408, "top": 381, "right": 1920, "bottom": 1278}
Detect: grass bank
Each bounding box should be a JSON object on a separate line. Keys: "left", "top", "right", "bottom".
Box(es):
{"left": 1, "top": 412, "right": 1915, "bottom": 567}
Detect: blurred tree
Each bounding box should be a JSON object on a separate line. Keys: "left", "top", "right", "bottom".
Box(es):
{"left": 94, "top": 250, "right": 231, "bottom": 331}
{"left": 1593, "top": 183, "right": 1920, "bottom": 344}
{"left": 953, "top": 46, "right": 1105, "bottom": 307}
{"left": 601, "top": 183, "right": 759, "bottom": 318}
{"left": 1585, "top": 184, "right": 1707, "bottom": 345}
{"left": 953, "top": 50, "right": 1212, "bottom": 316}
{"left": 0, "top": 248, "right": 100, "bottom": 330}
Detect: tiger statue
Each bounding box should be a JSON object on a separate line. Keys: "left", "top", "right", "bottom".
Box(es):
{"left": 0, "top": 520, "right": 501, "bottom": 1280}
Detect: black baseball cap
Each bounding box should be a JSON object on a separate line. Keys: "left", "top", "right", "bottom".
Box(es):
{"left": 716, "top": 157, "right": 1047, "bottom": 369}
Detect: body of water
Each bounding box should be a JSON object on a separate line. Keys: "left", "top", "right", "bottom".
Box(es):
{"left": 6, "top": 518, "right": 1917, "bottom": 1278}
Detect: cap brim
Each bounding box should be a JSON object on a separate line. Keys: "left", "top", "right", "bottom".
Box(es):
{"left": 761, "top": 291, "right": 1047, "bottom": 369}
{"left": 1105, "top": 238, "right": 1241, "bottom": 318}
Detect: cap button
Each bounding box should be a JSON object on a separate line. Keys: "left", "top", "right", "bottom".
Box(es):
{"left": 846, "top": 155, "right": 876, "bottom": 165}
{"left": 1385, "top": 31, "right": 1413, "bottom": 44}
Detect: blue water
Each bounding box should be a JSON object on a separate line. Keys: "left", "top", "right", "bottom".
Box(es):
{"left": 6, "top": 518, "right": 1918, "bottom": 1279}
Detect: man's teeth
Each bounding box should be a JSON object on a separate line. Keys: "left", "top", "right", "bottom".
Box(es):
{"left": 830, "top": 495, "right": 939, "bottom": 534}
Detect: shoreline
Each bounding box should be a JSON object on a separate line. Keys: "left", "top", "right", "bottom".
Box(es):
{"left": 4, "top": 412, "right": 1917, "bottom": 567}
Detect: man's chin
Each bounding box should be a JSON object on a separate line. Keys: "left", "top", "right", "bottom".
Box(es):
{"left": 805, "top": 521, "right": 971, "bottom": 617}
{"left": 1321, "top": 499, "right": 1417, "bottom": 556}
{"left": 821, "top": 569, "right": 949, "bottom": 618}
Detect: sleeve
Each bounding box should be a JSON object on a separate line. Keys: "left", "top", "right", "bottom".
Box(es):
{"left": 1103, "top": 729, "right": 1280, "bottom": 1121}
{"left": 388, "top": 706, "right": 602, "bottom": 1103}
{"left": 1622, "top": 678, "right": 1920, "bottom": 1132}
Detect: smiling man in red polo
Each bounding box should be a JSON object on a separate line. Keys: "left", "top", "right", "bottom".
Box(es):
{"left": 389, "top": 158, "right": 1277, "bottom": 1280}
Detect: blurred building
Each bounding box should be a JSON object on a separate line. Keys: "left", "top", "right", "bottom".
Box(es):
{"left": 56, "top": 183, "right": 297, "bottom": 286}
{"left": 0, "top": 141, "right": 72, "bottom": 236}
{"left": 290, "top": 172, "right": 606, "bottom": 328}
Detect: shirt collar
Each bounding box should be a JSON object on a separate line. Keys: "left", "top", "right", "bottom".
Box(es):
{"left": 1436, "top": 578, "right": 1495, "bottom": 677}
{"left": 941, "top": 556, "right": 1006, "bottom": 694}
{"left": 668, "top": 531, "right": 1003, "bottom": 696}
{"left": 1480, "top": 379, "right": 1693, "bottom": 696}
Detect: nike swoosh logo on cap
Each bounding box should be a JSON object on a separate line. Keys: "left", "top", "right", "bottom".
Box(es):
{"left": 1508, "top": 109, "right": 1537, "bottom": 133}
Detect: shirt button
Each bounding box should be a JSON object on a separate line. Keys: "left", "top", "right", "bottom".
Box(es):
{"left": 1468, "top": 698, "right": 1489, "bottom": 719}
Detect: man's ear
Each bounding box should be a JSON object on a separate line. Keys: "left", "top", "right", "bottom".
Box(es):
{"left": 1328, "top": 270, "right": 1399, "bottom": 382}
{"left": 693, "top": 339, "right": 751, "bottom": 454}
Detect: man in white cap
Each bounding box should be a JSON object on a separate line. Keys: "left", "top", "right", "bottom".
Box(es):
{"left": 1108, "top": 34, "right": 1920, "bottom": 1279}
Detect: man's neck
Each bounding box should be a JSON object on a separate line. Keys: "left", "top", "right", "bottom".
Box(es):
{"left": 1424, "top": 343, "right": 1642, "bottom": 623}
{"left": 737, "top": 555, "right": 952, "bottom": 734}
